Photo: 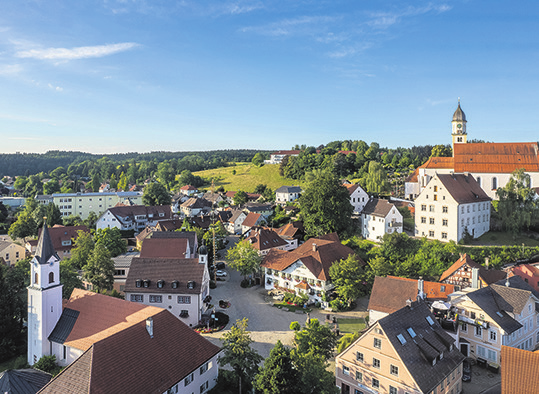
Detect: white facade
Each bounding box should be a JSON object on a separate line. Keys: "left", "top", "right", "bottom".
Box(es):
{"left": 96, "top": 207, "right": 168, "bottom": 233}
{"left": 50, "top": 191, "right": 143, "bottom": 219}
{"left": 275, "top": 186, "right": 302, "bottom": 205}
{"left": 362, "top": 205, "right": 403, "bottom": 242}
{"left": 348, "top": 185, "right": 369, "bottom": 215}
{"left": 163, "top": 353, "right": 220, "bottom": 394}
{"left": 227, "top": 211, "right": 247, "bottom": 234}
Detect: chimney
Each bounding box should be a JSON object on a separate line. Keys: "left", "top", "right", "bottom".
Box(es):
{"left": 406, "top": 299, "right": 413, "bottom": 308}
{"left": 471, "top": 268, "right": 480, "bottom": 289}
{"left": 485, "top": 257, "right": 489, "bottom": 270}
{"left": 505, "top": 276, "right": 510, "bottom": 287}
{"left": 146, "top": 317, "right": 154, "bottom": 338}
{"left": 312, "top": 243, "right": 317, "bottom": 252}
{"left": 417, "top": 278, "right": 425, "bottom": 300}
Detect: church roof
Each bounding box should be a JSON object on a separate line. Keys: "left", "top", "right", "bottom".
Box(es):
{"left": 0, "top": 368, "right": 52, "bottom": 394}
{"left": 453, "top": 142, "right": 539, "bottom": 173}
{"left": 452, "top": 102, "right": 466, "bottom": 122}
{"left": 419, "top": 156, "right": 454, "bottom": 170}
{"left": 34, "top": 221, "right": 60, "bottom": 265}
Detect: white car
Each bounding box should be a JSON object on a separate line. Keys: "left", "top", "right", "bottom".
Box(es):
{"left": 216, "top": 270, "right": 228, "bottom": 277}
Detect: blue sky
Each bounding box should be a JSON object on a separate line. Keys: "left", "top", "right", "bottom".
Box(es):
{"left": 1, "top": 0, "right": 539, "bottom": 154}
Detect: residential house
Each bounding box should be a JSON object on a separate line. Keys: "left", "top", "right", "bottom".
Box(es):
{"left": 0, "top": 236, "right": 27, "bottom": 266}
{"left": 185, "top": 214, "right": 214, "bottom": 230}
{"left": 224, "top": 191, "right": 261, "bottom": 204}
{"left": 243, "top": 202, "right": 274, "bottom": 218}
{"left": 261, "top": 233, "right": 359, "bottom": 303}
{"left": 171, "top": 192, "right": 189, "bottom": 213}
{"left": 449, "top": 276, "right": 539, "bottom": 364}
{"left": 155, "top": 218, "right": 184, "bottom": 232}
{"left": 26, "top": 225, "right": 90, "bottom": 261}
{"left": 405, "top": 102, "right": 539, "bottom": 200}
{"left": 368, "top": 276, "right": 455, "bottom": 325}
{"left": 203, "top": 191, "right": 224, "bottom": 205}
{"left": 124, "top": 247, "right": 210, "bottom": 328}
{"left": 96, "top": 204, "right": 172, "bottom": 234}
{"left": 0, "top": 196, "right": 26, "bottom": 208}
{"left": 506, "top": 263, "right": 539, "bottom": 292}
{"left": 140, "top": 236, "right": 194, "bottom": 259}
{"left": 245, "top": 227, "right": 289, "bottom": 255}
{"left": 241, "top": 212, "right": 264, "bottom": 234}
{"left": 336, "top": 302, "right": 465, "bottom": 394}
{"left": 275, "top": 186, "right": 302, "bottom": 205}
{"left": 440, "top": 254, "right": 506, "bottom": 291}
{"left": 43, "top": 191, "right": 143, "bottom": 219}
{"left": 146, "top": 231, "right": 198, "bottom": 258}
{"left": 344, "top": 183, "right": 369, "bottom": 215}
{"left": 226, "top": 209, "right": 247, "bottom": 234}
{"left": 28, "top": 223, "right": 220, "bottom": 394}
{"left": 179, "top": 184, "right": 198, "bottom": 196}
{"left": 265, "top": 150, "right": 301, "bottom": 164}
{"left": 273, "top": 221, "right": 304, "bottom": 249}
{"left": 501, "top": 346, "right": 539, "bottom": 394}
{"left": 361, "top": 198, "right": 403, "bottom": 242}
{"left": 415, "top": 173, "right": 491, "bottom": 242}
{"left": 112, "top": 251, "right": 139, "bottom": 294}
{"left": 180, "top": 197, "right": 212, "bottom": 217}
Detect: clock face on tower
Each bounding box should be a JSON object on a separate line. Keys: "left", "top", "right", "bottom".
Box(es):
{"left": 457, "top": 124, "right": 462, "bottom": 129}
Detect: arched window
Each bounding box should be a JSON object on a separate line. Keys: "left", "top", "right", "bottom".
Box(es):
{"left": 49, "top": 272, "right": 54, "bottom": 284}
{"left": 34, "top": 273, "right": 38, "bottom": 284}
{"left": 492, "top": 177, "right": 497, "bottom": 190}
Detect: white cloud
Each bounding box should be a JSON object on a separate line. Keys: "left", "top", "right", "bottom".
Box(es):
{"left": 367, "top": 3, "right": 452, "bottom": 29}
{"left": 15, "top": 42, "right": 139, "bottom": 60}
{"left": 0, "top": 64, "right": 22, "bottom": 75}
{"left": 241, "top": 15, "right": 339, "bottom": 37}
{"left": 48, "top": 83, "right": 63, "bottom": 92}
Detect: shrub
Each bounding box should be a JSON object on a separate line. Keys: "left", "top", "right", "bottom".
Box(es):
{"left": 283, "top": 293, "right": 295, "bottom": 303}
{"left": 240, "top": 279, "right": 249, "bottom": 288}
{"left": 210, "top": 280, "right": 217, "bottom": 289}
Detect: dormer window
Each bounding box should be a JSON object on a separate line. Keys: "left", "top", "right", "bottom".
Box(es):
{"left": 143, "top": 280, "right": 150, "bottom": 288}
{"left": 171, "top": 281, "right": 179, "bottom": 289}
{"left": 187, "top": 281, "right": 195, "bottom": 289}
{"left": 135, "top": 279, "right": 142, "bottom": 288}
{"left": 157, "top": 280, "right": 164, "bottom": 288}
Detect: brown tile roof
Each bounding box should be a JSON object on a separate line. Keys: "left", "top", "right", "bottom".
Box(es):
{"left": 343, "top": 183, "right": 359, "bottom": 195}
{"left": 61, "top": 289, "right": 164, "bottom": 352}
{"left": 246, "top": 227, "right": 287, "bottom": 251}
{"left": 242, "top": 212, "right": 262, "bottom": 228}
{"left": 437, "top": 173, "right": 491, "bottom": 204}
{"left": 140, "top": 238, "right": 189, "bottom": 259}
{"left": 419, "top": 156, "right": 454, "bottom": 169}
{"left": 224, "top": 191, "right": 261, "bottom": 200}
{"left": 124, "top": 257, "right": 205, "bottom": 295}
{"left": 501, "top": 346, "right": 539, "bottom": 394}
{"left": 274, "top": 221, "right": 304, "bottom": 239}
{"left": 148, "top": 231, "right": 198, "bottom": 254}
{"left": 405, "top": 168, "right": 419, "bottom": 183}
{"left": 37, "top": 225, "right": 90, "bottom": 252}
{"left": 439, "top": 253, "right": 506, "bottom": 284}
{"left": 185, "top": 215, "right": 213, "bottom": 230}
{"left": 362, "top": 198, "right": 397, "bottom": 217}
{"left": 40, "top": 310, "right": 221, "bottom": 394}
{"left": 180, "top": 185, "right": 197, "bottom": 191}
{"left": 453, "top": 142, "right": 539, "bottom": 173}
{"left": 261, "top": 234, "right": 359, "bottom": 280}
{"left": 155, "top": 219, "right": 183, "bottom": 232}
{"left": 180, "top": 197, "right": 211, "bottom": 209}
{"left": 108, "top": 205, "right": 172, "bottom": 221}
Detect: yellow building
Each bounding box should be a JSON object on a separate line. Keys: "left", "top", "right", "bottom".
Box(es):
{"left": 51, "top": 191, "right": 143, "bottom": 219}
{"left": 336, "top": 302, "right": 464, "bottom": 394}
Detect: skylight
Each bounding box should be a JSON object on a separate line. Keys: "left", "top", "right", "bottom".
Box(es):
{"left": 426, "top": 316, "right": 435, "bottom": 326}
{"left": 407, "top": 327, "right": 417, "bottom": 338}
{"left": 496, "top": 311, "right": 504, "bottom": 317}
{"left": 397, "top": 334, "right": 407, "bottom": 345}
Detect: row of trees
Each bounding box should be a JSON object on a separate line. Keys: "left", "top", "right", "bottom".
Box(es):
{"left": 215, "top": 318, "right": 338, "bottom": 394}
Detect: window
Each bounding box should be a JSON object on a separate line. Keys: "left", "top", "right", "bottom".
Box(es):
{"left": 490, "top": 330, "right": 497, "bottom": 341}
{"left": 461, "top": 323, "right": 467, "bottom": 332}
{"left": 49, "top": 272, "right": 54, "bottom": 283}
{"left": 135, "top": 279, "right": 142, "bottom": 288}
{"left": 372, "top": 378, "right": 379, "bottom": 389}
{"left": 434, "top": 195, "right": 438, "bottom": 201}
{"left": 200, "top": 381, "right": 209, "bottom": 393}
{"left": 421, "top": 216, "right": 426, "bottom": 224}
{"left": 430, "top": 218, "right": 435, "bottom": 225}
{"left": 63, "top": 345, "right": 67, "bottom": 360}
{"left": 442, "top": 219, "right": 448, "bottom": 226}
{"left": 356, "top": 371, "right": 362, "bottom": 382}
{"left": 475, "top": 326, "right": 482, "bottom": 337}
{"left": 389, "top": 387, "right": 397, "bottom": 394}
{"left": 421, "top": 204, "right": 426, "bottom": 211}
{"left": 440, "top": 285, "right": 446, "bottom": 292}
{"left": 434, "top": 186, "right": 438, "bottom": 192}
{"left": 487, "top": 349, "right": 497, "bottom": 361}
{"left": 430, "top": 205, "right": 435, "bottom": 212}
{"left": 374, "top": 338, "right": 381, "bottom": 349}
{"left": 356, "top": 352, "right": 364, "bottom": 362}
{"left": 492, "top": 177, "right": 497, "bottom": 190}
{"left": 442, "top": 232, "right": 448, "bottom": 239}
{"left": 149, "top": 295, "right": 162, "bottom": 303}
{"left": 184, "top": 373, "right": 194, "bottom": 386}
{"left": 470, "top": 312, "right": 476, "bottom": 319}
{"left": 429, "top": 230, "right": 434, "bottom": 237}
{"left": 477, "top": 177, "right": 481, "bottom": 187}
{"left": 200, "top": 362, "right": 209, "bottom": 374}
{"left": 343, "top": 365, "right": 350, "bottom": 376}
{"left": 373, "top": 358, "right": 380, "bottom": 368}
{"left": 178, "top": 296, "right": 191, "bottom": 304}
{"left": 390, "top": 364, "right": 398, "bottom": 376}
{"left": 130, "top": 294, "right": 143, "bottom": 302}
{"left": 180, "top": 310, "right": 189, "bottom": 318}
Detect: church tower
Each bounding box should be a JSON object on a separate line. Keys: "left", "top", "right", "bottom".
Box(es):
{"left": 451, "top": 99, "right": 467, "bottom": 150}
{"left": 27, "top": 220, "right": 63, "bottom": 365}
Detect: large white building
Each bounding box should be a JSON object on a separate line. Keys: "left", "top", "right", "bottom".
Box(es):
{"left": 406, "top": 102, "right": 539, "bottom": 200}
{"left": 361, "top": 198, "right": 403, "bottom": 241}
{"left": 415, "top": 173, "right": 491, "bottom": 242}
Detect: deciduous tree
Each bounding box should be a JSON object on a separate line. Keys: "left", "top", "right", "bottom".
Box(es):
{"left": 329, "top": 254, "right": 368, "bottom": 306}
{"left": 142, "top": 182, "right": 171, "bottom": 206}
{"left": 291, "top": 318, "right": 337, "bottom": 362}
{"left": 233, "top": 190, "right": 248, "bottom": 206}
{"left": 254, "top": 341, "right": 301, "bottom": 394}
{"left": 94, "top": 227, "right": 126, "bottom": 257}
{"left": 83, "top": 243, "right": 115, "bottom": 292}
{"left": 226, "top": 240, "right": 262, "bottom": 277}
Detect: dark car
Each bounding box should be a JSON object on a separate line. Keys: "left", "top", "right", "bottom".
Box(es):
{"left": 462, "top": 360, "right": 472, "bottom": 382}
{"left": 216, "top": 262, "right": 226, "bottom": 270}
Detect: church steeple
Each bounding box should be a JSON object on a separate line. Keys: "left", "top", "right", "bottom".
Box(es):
{"left": 35, "top": 219, "right": 59, "bottom": 265}
{"left": 451, "top": 99, "right": 467, "bottom": 149}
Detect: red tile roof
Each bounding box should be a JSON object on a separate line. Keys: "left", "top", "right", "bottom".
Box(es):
{"left": 37, "top": 225, "right": 90, "bottom": 252}
{"left": 453, "top": 142, "right": 539, "bottom": 173}
{"left": 501, "top": 346, "right": 539, "bottom": 394}
{"left": 242, "top": 212, "right": 262, "bottom": 228}
{"left": 439, "top": 253, "right": 506, "bottom": 285}
{"left": 419, "top": 156, "right": 454, "bottom": 169}
{"left": 180, "top": 185, "right": 197, "bottom": 190}
{"left": 245, "top": 227, "right": 287, "bottom": 251}
{"left": 274, "top": 221, "right": 304, "bottom": 239}
{"left": 140, "top": 238, "right": 189, "bottom": 259}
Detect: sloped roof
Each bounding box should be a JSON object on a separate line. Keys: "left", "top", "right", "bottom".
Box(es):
{"left": 362, "top": 198, "right": 397, "bottom": 218}
{"left": 39, "top": 310, "right": 221, "bottom": 394}
{"left": 419, "top": 156, "right": 454, "bottom": 169}
{"left": 452, "top": 102, "right": 466, "bottom": 122}
{"left": 271, "top": 150, "right": 301, "bottom": 156}
{"left": 245, "top": 227, "right": 287, "bottom": 251}
{"left": 125, "top": 257, "right": 205, "bottom": 295}
{"left": 179, "top": 185, "right": 197, "bottom": 191}
{"left": 261, "top": 234, "right": 359, "bottom": 281}
{"left": 343, "top": 183, "right": 366, "bottom": 196}
{"left": 368, "top": 276, "right": 417, "bottom": 314}
{"left": 155, "top": 219, "right": 183, "bottom": 232}
{"left": 378, "top": 302, "right": 465, "bottom": 393}
{"left": 180, "top": 197, "right": 211, "bottom": 209}
{"left": 34, "top": 221, "right": 60, "bottom": 265}
{"left": 275, "top": 186, "right": 302, "bottom": 194}
{"left": 242, "top": 212, "right": 262, "bottom": 228}
{"left": 140, "top": 238, "right": 189, "bottom": 259}
{"left": 437, "top": 173, "right": 491, "bottom": 204}
{"left": 439, "top": 254, "right": 506, "bottom": 284}
{"left": 228, "top": 209, "right": 246, "bottom": 224}
{"left": 57, "top": 289, "right": 164, "bottom": 352}
{"left": 405, "top": 168, "right": 419, "bottom": 183}
{"left": 0, "top": 369, "right": 52, "bottom": 394}
{"left": 37, "top": 225, "right": 89, "bottom": 252}
{"left": 148, "top": 231, "right": 197, "bottom": 254}
{"left": 501, "top": 346, "right": 539, "bottom": 394}
{"left": 274, "top": 221, "right": 304, "bottom": 239}
{"left": 107, "top": 205, "right": 172, "bottom": 221}
{"left": 453, "top": 142, "right": 539, "bottom": 173}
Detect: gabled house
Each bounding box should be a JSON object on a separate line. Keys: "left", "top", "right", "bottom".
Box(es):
{"left": 261, "top": 234, "right": 359, "bottom": 303}
{"left": 368, "top": 276, "right": 455, "bottom": 325}
{"left": 361, "top": 198, "right": 403, "bottom": 241}
{"left": 140, "top": 236, "right": 193, "bottom": 259}
{"left": 224, "top": 191, "right": 261, "bottom": 204}
{"left": 147, "top": 231, "right": 198, "bottom": 257}
{"left": 241, "top": 212, "right": 264, "bottom": 234}
{"left": 506, "top": 263, "right": 539, "bottom": 293}
{"left": 414, "top": 173, "right": 491, "bottom": 242}
{"left": 244, "top": 227, "right": 289, "bottom": 255}
{"left": 449, "top": 276, "right": 539, "bottom": 364}
{"left": 180, "top": 197, "right": 212, "bottom": 217}
{"left": 344, "top": 183, "right": 369, "bottom": 215}
{"left": 124, "top": 248, "right": 210, "bottom": 328}
{"left": 179, "top": 185, "right": 198, "bottom": 196}
{"left": 202, "top": 192, "right": 224, "bottom": 205}
{"left": 0, "top": 236, "right": 27, "bottom": 267}
{"left": 155, "top": 218, "right": 184, "bottom": 232}
{"left": 273, "top": 221, "right": 304, "bottom": 249}
{"left": 171, "top": 192, "right": 189, "bottom": 213}
{"left": 275, "top": 186, "right": 302, "bottom": 206}
{"left": 336, "top": 302, "right": 465, "bottom": 394}
{"left": 440, "top": 253, "right": 506, "bottom": 291}
{"left": 501, "top": 346, "right": 539, "bottom": 394}
{"left": 27, "top": 225, "right": 90, "bottom": 261}
{"left": 96, "top": 204, "right": 172, "bottom": 234}
{"left": 112, "top": 251, "right": 139, "bottom": 294}
{"left": 226, "top": 209, "right": 247, "bottom": 234}
{"left": 243, "top": 202, "right": 274, "bottom": 218}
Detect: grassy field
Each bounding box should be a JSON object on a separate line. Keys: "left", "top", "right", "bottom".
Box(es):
{"left": 193, "top": 163, "right": 305, "bottom": 193}
{"left": 472, "top": 231, "right": 539, "bottom": 246}
{"left": 337, "top": 318, "right": 366, "bottom": 334}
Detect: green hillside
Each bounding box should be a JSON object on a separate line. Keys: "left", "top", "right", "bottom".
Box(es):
{"left": 193, "top": 163, "right": 305, "bottom": 193}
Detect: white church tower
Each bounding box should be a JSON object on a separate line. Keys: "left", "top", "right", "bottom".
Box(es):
{"left": 451, "top": 99, "right": 467, "bottom": 151}
{"left": 27, "top": 220, "right": 63, "bottom": 365}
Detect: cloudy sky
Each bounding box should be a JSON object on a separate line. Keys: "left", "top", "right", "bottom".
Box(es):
{"left": 1, "top": 0, "right": 538, "bottom": 153}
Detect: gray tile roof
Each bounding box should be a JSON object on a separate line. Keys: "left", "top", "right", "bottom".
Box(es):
{"left": 0, "top": 368, "right": 52, "bottom": 394}
{"left": 361, "top": 198, "right": 396, "bottom": 217}
{"left": 275, "top": 186, "right": 302, "bottom": 193}
{"left": 378, "top": 302, "right": 465, "bottom": 393}
{"left": 34, "top": 222, "right": 59, "bottom": 265}
{"left": 48, "top": 308, "right": 80, "bottom": 344}
{"left": 437, "top": 173, "right": 491, "bottom": 204}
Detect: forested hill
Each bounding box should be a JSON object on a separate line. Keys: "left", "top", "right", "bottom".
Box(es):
{"left": 0, "top": 149, "right": 266, "bottom": 177}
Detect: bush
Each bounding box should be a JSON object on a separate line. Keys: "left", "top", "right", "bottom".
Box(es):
{"left": 240, "top": 279, "right": 249, "bottom": 288}
{"left": 283, "top": 293, "right": 295, "bottom": 303}
{"left": 34, "top": 355, "right": 61, "bottom": 376}
{"left": 330, "top": 298, "right": 346, "bottom": 312}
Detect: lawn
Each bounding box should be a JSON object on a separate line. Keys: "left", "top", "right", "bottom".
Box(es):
{"left": 337, "top": 318, "right": 366, "bottom": 334}
{"left": 193, "top": 163, "right": 305, "bottom": 193}
{"left": 472, "top": 231, "right": 539, "bottom": 247}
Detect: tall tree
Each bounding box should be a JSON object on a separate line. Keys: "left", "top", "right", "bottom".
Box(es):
{"left": 83, "top": 243, "right": 115, "bottom": 292}
{"left": 329, "top": 254, "right": 368, "bottom": 306}
{"left": 219, "top": 318, "right": 263, "bottom": 394}
{"left": 45, "top": 203, "right": 63, "bottom": 227}
{"left": 290, "top": 318, "right": 337, "bottom": 362}
{"left": 364, "top": 161, "right": 390, "bottom": 195}
{"left": 60, "top": 260, "right": 84, "bottom": 299}
{"left": 117, "top": 172, "right": 128, "bottom": 191}
{"left": 430, "top": 144, "right": 452, "bottom": 157}
{"left": 142, "top": 182, "right": 171, "bottom": 206}
{"left": 94, "top": 227, "right": 127, "bottom": 257}
{"left": 226, "top": 240, "right": 262, "bottom": 278}
{"left": 254, "top": 341, "right": 301, "bottom": 394}
{"left": 299, "top": 171, "right": 353, "bottom": 238}
{"left": 292, "top": 351, "right": 339, "bottom": 394}
{"left": 0, "top": 262, "right": 27, "bottom": 361}
{"left": 8, "top": 210, "right": 37, "bottom": 239}
{"left": 233, "top": 190, "right": 248, "bottom": 206}
{"left": 70, "top": 230, "right": 95, "bottom": 269}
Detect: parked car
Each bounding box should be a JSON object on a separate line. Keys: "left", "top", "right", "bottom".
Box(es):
{"left": 216, "top": 270, "right": 228, "bottom": 277}
{"left": 462, "top": 360, "right": 472, "bottom": 382}
{"left": 216, "top": 262, "right": 226, "bottom": 270}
